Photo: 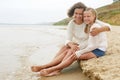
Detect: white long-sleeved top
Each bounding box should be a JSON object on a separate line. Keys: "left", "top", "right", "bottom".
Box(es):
{"left": 65, "top": 20, "right": 89, "bottom": 50}
{"left": 65, "top": 19, "right": 111, "bottom": 58}
{"left": 75, "top": 23, "right": 107, "bottom": 57}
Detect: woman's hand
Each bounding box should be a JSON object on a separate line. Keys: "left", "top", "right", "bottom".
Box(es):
{"left": 90, "top": 27, "right": 100, "bottom": 36}
{"left": 71, "top": 44, "right": 79, "bottom": 51}
{"left": 67, "top": 42, "right": 80, "bottom": 51}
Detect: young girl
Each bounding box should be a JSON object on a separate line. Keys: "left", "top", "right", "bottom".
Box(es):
{"left": 75, "top": 7, "right": 107, "bottom": 58}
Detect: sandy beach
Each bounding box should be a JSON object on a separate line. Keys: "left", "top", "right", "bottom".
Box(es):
{"left": 0, "top": 25, "right": 119, "bottom": 80}
{"left": 80, "top": 26, "right": 120, "bottom": 80}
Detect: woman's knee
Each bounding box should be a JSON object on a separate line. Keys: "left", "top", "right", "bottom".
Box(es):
{"left": 61, "top": 45, "right": 69, "bottom": 50}
{"left": 71, "top": 54, "right": 77, "bottom": 60}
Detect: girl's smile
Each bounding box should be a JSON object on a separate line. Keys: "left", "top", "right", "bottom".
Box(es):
{"left": 83, "top": 10, "right": 95, "bottom": 25}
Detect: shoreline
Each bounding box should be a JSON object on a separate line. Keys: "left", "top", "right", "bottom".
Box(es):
{"left": 0, "top": 25, "right": 66, "bottom": 80}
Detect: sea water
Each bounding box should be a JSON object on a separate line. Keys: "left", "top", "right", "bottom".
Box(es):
{"left": 0, "top": 24, "right": 66, "bottom": 80}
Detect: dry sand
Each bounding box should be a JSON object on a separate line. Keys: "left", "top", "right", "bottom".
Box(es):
{"left": 80, "top": 26, "right": 120, "bottom": 80}
{"left": 0, "top": 25, "right": 119, "bottom": 80}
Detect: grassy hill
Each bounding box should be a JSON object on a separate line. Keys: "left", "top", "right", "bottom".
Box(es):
{"left": 97, "top": 1, "right": 120, "bottom": 25}
{"left": 54, "top": 1, "right": 120, "bottom": 25}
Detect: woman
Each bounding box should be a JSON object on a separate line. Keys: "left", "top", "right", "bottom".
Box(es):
{"left": 31, "top": 2, "right": 111, "bottom": 76}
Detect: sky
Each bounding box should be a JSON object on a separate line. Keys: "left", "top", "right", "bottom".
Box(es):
{"left": 0, "top": 0, "right": 113, "bottom": 24}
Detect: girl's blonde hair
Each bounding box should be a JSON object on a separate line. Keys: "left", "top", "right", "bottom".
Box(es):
{"left": 84, "top": 8, "right": 98, "bottom": 33}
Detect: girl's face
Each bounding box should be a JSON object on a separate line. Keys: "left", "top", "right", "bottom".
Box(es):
{"left": 73, "top": 8, "right": 84, "bottom": 24}
{"left": 83, "top": 11, "right": 95, "bottom": 25}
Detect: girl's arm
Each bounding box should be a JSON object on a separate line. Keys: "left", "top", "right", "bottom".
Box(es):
{"left": 75, "top": 34, "right": 99, "bottom": 58}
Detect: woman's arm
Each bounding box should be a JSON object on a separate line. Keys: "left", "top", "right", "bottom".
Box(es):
{"left": 65, "top": 20, "right": 74, "bottom": 45}
{"left": 90, "top": 20, "right": 111, "bottom": 36}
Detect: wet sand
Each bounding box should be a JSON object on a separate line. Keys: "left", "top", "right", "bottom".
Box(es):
{"left": 40, "top": 62, "right": 90, "bottom": 80}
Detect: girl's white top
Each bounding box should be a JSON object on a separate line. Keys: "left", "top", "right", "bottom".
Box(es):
{"left": 65, "top": 19, "right": 111, "bottom": 58}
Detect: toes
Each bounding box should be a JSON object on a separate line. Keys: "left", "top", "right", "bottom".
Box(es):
{"left": 46, "top": 71, "right": 60, "bottom": 76}
{"left": 40, "top": 69, "right": 48, "bottom": 76}
{"left": 31, "top": 66, "right": 35, "bottom": 72}
{"left": 40, "top": 70, "right": 61, "bottom": 77}
{"left": 31, "top": 66, "right": 40, "bottom": 72}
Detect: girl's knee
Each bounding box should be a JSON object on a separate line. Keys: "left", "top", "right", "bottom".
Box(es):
{"left": 79, "top": 55, "right": 86, "bottom": 59}
{"left": 79, "top": 53, "right": 96, "bottom": 60}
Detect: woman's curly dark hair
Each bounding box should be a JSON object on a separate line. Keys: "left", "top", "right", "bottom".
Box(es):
{"left": 67, "top": 2, "right": 87, "bottom": 17}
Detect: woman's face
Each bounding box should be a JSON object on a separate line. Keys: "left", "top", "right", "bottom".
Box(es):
{"left": 73, "top": 8, "right": 84, "bottom": 23}
{"left": 83, "top": 11, "right": 95, "bottom": 25}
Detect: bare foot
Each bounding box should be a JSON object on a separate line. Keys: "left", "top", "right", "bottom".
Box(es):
{"left": 31, "top": 66, "right": 43, "bottom": 72}
{"left": 47, "top": 70, "right": 60, "bottom": 76}
{"left": 39, "top": 69, "right": 48, "bottom": 76}
{"left": 39, "top": 69, "right": 61, "bottom": 77}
